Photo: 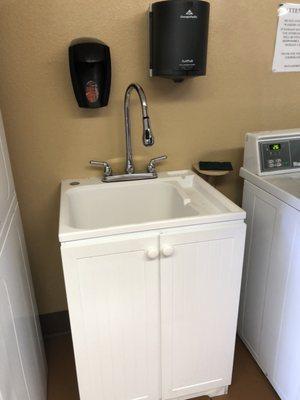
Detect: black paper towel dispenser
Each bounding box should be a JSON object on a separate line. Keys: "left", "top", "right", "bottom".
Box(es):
{"left": 69, "top": 38, "right": 111, "bottom": 108}
{"left": 149, "top": 0, "right": 210, "bottom": 82}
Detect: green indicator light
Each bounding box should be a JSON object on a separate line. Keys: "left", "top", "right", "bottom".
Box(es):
{"left": 269, "top": 143, "right": 281, "bottom": 152}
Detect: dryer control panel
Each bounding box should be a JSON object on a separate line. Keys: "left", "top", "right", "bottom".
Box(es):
{"left": 243, "top": 130, "right": 300, "bottom": 175}
{"left": 260, "top": 139, "right": 300, "bottom": 172}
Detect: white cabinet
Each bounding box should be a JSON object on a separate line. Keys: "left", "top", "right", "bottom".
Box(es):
{"left": 0, "top": 204, "right": 47, "bottom": 400}
{"left": 61, "top": 222, "right": 246, "bottom": 400}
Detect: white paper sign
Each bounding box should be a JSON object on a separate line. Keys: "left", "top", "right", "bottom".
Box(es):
{"left": 273, "top": 3, "right": 300, "bottom": 72}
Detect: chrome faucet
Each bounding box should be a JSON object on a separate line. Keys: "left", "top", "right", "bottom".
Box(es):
{"left": 90, "top": 83, "right": 167, "bottom": 182}
{"left": 124, "top": 83, "right": 154, "bottom": 174}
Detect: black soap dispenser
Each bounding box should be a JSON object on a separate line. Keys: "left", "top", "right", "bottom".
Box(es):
{"left": 69, "top": 38, "right": 111, "bottom": 108}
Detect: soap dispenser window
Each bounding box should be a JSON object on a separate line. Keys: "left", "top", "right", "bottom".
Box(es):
{"left": 69, "top": 38, "right": 111, "bottom": 108}
{"left": 85, "top": 81, "right": 99, "bottom": 104}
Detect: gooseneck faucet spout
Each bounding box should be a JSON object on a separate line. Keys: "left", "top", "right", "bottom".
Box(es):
{"left": 124, "top": 83, "right": 154, "bottom": 174}
{"left": 90, "top": 82, "right": 167, "bottom": 182}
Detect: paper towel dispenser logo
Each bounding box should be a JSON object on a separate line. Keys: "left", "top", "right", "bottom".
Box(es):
{"left": 180, "top": 9, "right": 198, "bottom": 19}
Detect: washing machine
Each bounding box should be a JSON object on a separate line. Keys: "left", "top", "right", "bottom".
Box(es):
{"left": 238, "top": 129, "right": 300, "bottom": 400}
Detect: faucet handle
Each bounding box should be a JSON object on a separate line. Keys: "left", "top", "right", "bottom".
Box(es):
{"left": 147, "top": 155, "right": 167, "bottom": 173}
{"left": 90, "top": 160, "right": 112, "bottom": 177}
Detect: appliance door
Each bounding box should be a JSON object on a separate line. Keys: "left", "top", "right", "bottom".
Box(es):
{"left": 238, "top": 180, "right": 300, "bottom": 400}
{"left": 0, "top": 202, "right": 47, "bottom": 400}
{"left": 0, "top": 109, "right": 47, "bottom": 399}
{"left": 0, "top": 111, "right": 15, "bottom": 237}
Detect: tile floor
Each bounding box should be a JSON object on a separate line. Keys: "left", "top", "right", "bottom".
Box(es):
{"left": 46, "top": 334, "right": 280, "bottom": 400}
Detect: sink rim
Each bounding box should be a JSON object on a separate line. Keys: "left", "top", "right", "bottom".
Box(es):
{"left": 59, "top": 170, "right": 245, "bottom": 243}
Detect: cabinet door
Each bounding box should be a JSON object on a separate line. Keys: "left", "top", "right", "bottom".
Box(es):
{"left": 0, "top": 205, "right": 47, "bottom": 400}
{"left": 160, "top": 223, "right": 246, "bottom": 400}
{"left": 61, "top": 233, "right": 161, "bottom": 400}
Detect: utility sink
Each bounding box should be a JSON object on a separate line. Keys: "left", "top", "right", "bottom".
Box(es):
{"left": 59, "top": 170, "right": 245, "bottom": 242}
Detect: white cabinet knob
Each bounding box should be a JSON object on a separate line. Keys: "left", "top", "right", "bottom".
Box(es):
{"left": 146, "top": 247, "right": 159, "bottom": 260}
{"left": 161, "top": 245, "right": 174, "bottom": 257}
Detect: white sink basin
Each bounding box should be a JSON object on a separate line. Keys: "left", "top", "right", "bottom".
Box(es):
{"left": 59, "top": 170, "right": 245, "bottom": 242}
{"left": 67, "top": 181, "right": 198, "bottom": 230}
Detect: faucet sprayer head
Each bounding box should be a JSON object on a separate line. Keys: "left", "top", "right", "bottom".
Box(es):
{"left": 143, "top": 117, "right": 154, "bottom": 146}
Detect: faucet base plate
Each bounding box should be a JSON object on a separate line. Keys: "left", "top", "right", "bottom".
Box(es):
{"left": 102, "top": 172, "right": 157, "bottom": 183}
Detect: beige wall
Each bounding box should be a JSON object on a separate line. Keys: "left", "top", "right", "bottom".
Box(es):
{"left": 0, "top": 0, "right": 300, "bottom": 314}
